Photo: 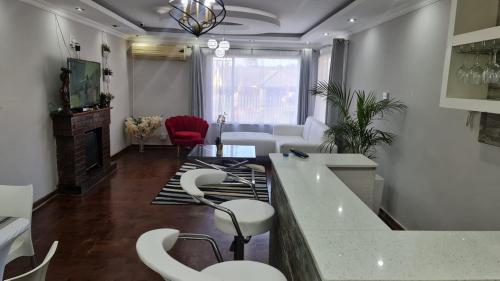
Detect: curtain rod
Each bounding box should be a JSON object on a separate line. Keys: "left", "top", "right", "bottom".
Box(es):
{"left": 199, "top": 46, "right": 316, "bottom": 52}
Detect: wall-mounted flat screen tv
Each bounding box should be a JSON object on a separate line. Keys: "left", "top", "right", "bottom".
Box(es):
{"left": 67, "top": 58, "right": 101, "bottom": 109}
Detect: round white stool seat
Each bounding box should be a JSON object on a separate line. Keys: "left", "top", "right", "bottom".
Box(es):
{"left": 202, "top": 260, "right": 287, "bottom": 281}
{"left": 214, "top": 199, "right": 274, "bottom": 236}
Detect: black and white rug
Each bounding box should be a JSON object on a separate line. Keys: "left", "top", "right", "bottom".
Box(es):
{"left": 152, "top": 162, "right": 269, "bottom": 205}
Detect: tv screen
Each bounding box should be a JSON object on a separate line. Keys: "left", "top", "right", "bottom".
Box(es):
{"left": 68, "top": 58, "right": 101, "bottom": 109}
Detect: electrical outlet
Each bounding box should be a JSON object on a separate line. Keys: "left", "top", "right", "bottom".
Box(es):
{"left": 382, "top": 92, "right": 390, "bottom": 100}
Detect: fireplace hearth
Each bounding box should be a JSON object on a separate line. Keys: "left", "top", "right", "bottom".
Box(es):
{"left": 52, "top": 108, "right": 116, "bottom": 194}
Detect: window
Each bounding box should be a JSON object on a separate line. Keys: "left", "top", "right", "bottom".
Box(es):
{"left": 207, "top": 53, "right": 301, "bottom": 124}
{"left": 313, "top": 47, "right": 332, "bottom": 123}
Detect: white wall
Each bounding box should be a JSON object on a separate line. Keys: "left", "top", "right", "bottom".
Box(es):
{"left": 0, "top": 0, "right": 131, "bottom": 201}
{"left": 132, "top": 58, "right": 191, "bottom": 144}
{"left": 346, "top": 0, "right": 500, "bottom": 230}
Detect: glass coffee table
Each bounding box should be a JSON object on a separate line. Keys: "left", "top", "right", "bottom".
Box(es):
{"left": 187, "top": 144, "right": 256, "bottom": 171}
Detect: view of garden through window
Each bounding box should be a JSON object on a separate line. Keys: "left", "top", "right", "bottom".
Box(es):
{"left": 211, "top": 56, "right": 300, "bottom": 124}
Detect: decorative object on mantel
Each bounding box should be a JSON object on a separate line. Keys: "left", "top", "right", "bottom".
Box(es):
{"left": 168, "top": 0, "right": 226, "bottom": 37}
{"left": 99, "top": 92, "right": 114, "bottom": 108}
{"left": 58, "top": 67, "right": 72, "bottom": 115}
{"left": 312, "top": 82, "right": 407, "bottom": 158}
{"left": 124, "top": 116, "right": 163, "bottom": 152}
{"left": 215, "top": 113, "right": 226, "bottom": 155}
{"left": 479, "top": 113, "right": 500, "bottom": 147}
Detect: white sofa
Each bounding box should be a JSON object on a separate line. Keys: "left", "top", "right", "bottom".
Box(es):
{"left": 222, "top": 117, "right": 335, "bottom": 157}
{"left": 273, "top": 117, "right": 331, "bottom": 154}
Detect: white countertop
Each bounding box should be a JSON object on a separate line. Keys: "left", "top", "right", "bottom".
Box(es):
{"left": 270, "top": 153, "right": 500, "bottom": 281}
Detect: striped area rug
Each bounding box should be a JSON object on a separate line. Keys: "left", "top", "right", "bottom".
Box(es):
{"left": 152, "top": 162, "right": 269, "bottom": 205}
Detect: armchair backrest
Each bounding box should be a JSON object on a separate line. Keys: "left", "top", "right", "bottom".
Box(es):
{"left": 136, "top": 229, "right": 219, "bottom": 281}
{"left": 165, "top": 116, "right": 209, "bottom": 139}
{"left": 180, "top": 169, "right": 227, "bottom": 198}
{"left": 0, "top": 185, "right": 33, "bottom": 219}
{"left": 303, "top": 117, "right": 328, "bottom": 143}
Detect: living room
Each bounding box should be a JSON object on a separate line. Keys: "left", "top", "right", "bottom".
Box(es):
{"left": 1, "top": 0, "right": 500, "bottom": 280}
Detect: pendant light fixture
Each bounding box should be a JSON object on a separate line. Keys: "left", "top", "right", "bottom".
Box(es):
{"left": 219, "top": 39, "right": 230, "bottom": 51}
{"left": 207, "top": 38, "right": 218, "bottom": 49}
{"left": 215, "top": 47, "right": 225, "bottom": 57}
{"left": 168, "top": 0, "right": 226, "bottom": 37}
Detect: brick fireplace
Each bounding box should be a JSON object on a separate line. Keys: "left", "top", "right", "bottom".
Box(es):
{"left": 52, "top": 108, "right": 116, "bottom": 194}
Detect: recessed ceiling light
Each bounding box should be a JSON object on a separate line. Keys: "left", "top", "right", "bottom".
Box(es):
{"left": 323, "top": 32, "right": 330, "bottom": 36}
{"left": 75, "top": 7, "right": 85, "bottom": 12}
{"left": 348, "top": 18, "right": 357, "bottom": 23}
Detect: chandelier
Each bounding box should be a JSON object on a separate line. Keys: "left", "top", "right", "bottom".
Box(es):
{"left": 169, "top": 0, "right": 226, "bottom": 37}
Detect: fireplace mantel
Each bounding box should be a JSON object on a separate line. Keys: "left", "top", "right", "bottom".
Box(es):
{"left": 52, "top": 108, "right": 116, "bottom": 194}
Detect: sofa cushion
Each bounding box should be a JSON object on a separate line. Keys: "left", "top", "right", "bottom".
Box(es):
{"left": 274, "top": 135, "right": 308, "bottom": 152}
{"left": 303, "top": 117, "right": 328, "bottom": 142}
{"left": 302, "top": 117, "right": 313, "bottom": 140}
{"left": 222, "top": 132, "right": 276, "bottom": 157}
{"left": 175, "top": 131, "right": 202, "bottom": 139}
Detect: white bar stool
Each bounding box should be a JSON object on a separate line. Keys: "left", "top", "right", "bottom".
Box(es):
{"left": 136, "top": 228, "right": 286, "bottom": 281}
{"left": 180, "top": 168, "right": 275, "bottom": 260}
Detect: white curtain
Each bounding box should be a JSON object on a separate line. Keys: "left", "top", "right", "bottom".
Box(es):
{"left": 313, "top": 46, "right": 332, "bottom": 123}
{"left": 203, "top": 48, "right": 301, "bottom": 125}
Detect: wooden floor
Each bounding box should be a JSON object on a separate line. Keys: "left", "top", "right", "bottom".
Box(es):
{"left": 4, "top": 147, "right": 269, "bottom": 281}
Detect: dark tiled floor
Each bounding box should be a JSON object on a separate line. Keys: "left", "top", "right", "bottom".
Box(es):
{"left": 5, "top": 147, "right": 269, "bottom": 281}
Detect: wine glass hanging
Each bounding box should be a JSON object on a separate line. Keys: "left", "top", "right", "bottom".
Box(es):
{"left": 455, "top": 40, "right": 500, "bottom": 85}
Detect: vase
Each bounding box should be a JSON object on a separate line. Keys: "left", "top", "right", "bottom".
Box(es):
{"left": 216, "top": 143, "right": 223, "bottom": 156}
{"left": 138, "top": 140, "right": 145, "bottom": 153}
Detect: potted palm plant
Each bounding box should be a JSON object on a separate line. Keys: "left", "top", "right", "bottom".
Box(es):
{"left": 311, "top": 82, "right": 407, "bottom": 158}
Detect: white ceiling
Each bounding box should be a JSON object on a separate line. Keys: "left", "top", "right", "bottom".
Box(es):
{"left": 94, "top": 0, "right": 353, "bottom": 35}
{"left": 22, "top": 0, "right": 440, "bottom": 48}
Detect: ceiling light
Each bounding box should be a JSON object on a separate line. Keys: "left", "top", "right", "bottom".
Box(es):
{"left": 169, "top": 0, "right": 227, "bottom": 37}
{"left": 75, "top": 7, "right": 85, "bottom": 12}
{"left": 215, "top": 47, "right": 225, "bottom": 58}
{"left": 323, "top": 32, "right": 329, "bottom": 36}
{"left": 207, "top": 39, "right": 218, "bottom": 49}
{"left": 219, "top": 40, "right": 230, "bottom": 51}
{"left": 348, "top": 18, "right": 357, "bottom": 23}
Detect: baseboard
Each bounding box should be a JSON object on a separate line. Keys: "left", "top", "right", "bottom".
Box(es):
{"left": 111, "top": 145, "right": 132, "bottom": 160}
{"left": 33, "top": 190, "right": 58, "bottom": 212}
{"left": 378, "top": 208, "right": 405, "bottom": 230}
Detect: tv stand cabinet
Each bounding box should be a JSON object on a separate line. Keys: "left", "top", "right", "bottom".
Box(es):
{"left": 51, "top": 108, "right": 116, "bottom": 194}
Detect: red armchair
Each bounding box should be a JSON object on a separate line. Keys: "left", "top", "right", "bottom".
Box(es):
{"left": 165, "top": 116, "right": 209, "bottom": 156}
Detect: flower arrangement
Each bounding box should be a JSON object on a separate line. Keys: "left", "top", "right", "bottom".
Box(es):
{"left": 99, "top": 92, "right": 114, "bottom": 108}
{"left": 124, "top": 116, "right": 163, "bottom": 152}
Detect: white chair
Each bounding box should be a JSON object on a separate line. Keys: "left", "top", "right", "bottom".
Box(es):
{"left": 180, "top": 169, "right": 275, "bottom": 260}
{"left": 136, "top": 228, "right": 286, "bottom": 281}
{"left": 0, "top": 185, "right": 36, "bottom": 266}
{"left": 5, "top": 241, "right": 58, "bottom": 281}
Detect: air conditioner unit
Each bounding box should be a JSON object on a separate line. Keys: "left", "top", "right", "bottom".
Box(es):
{"left": 131, "top": 43, "right": 191, "bottom": 61}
